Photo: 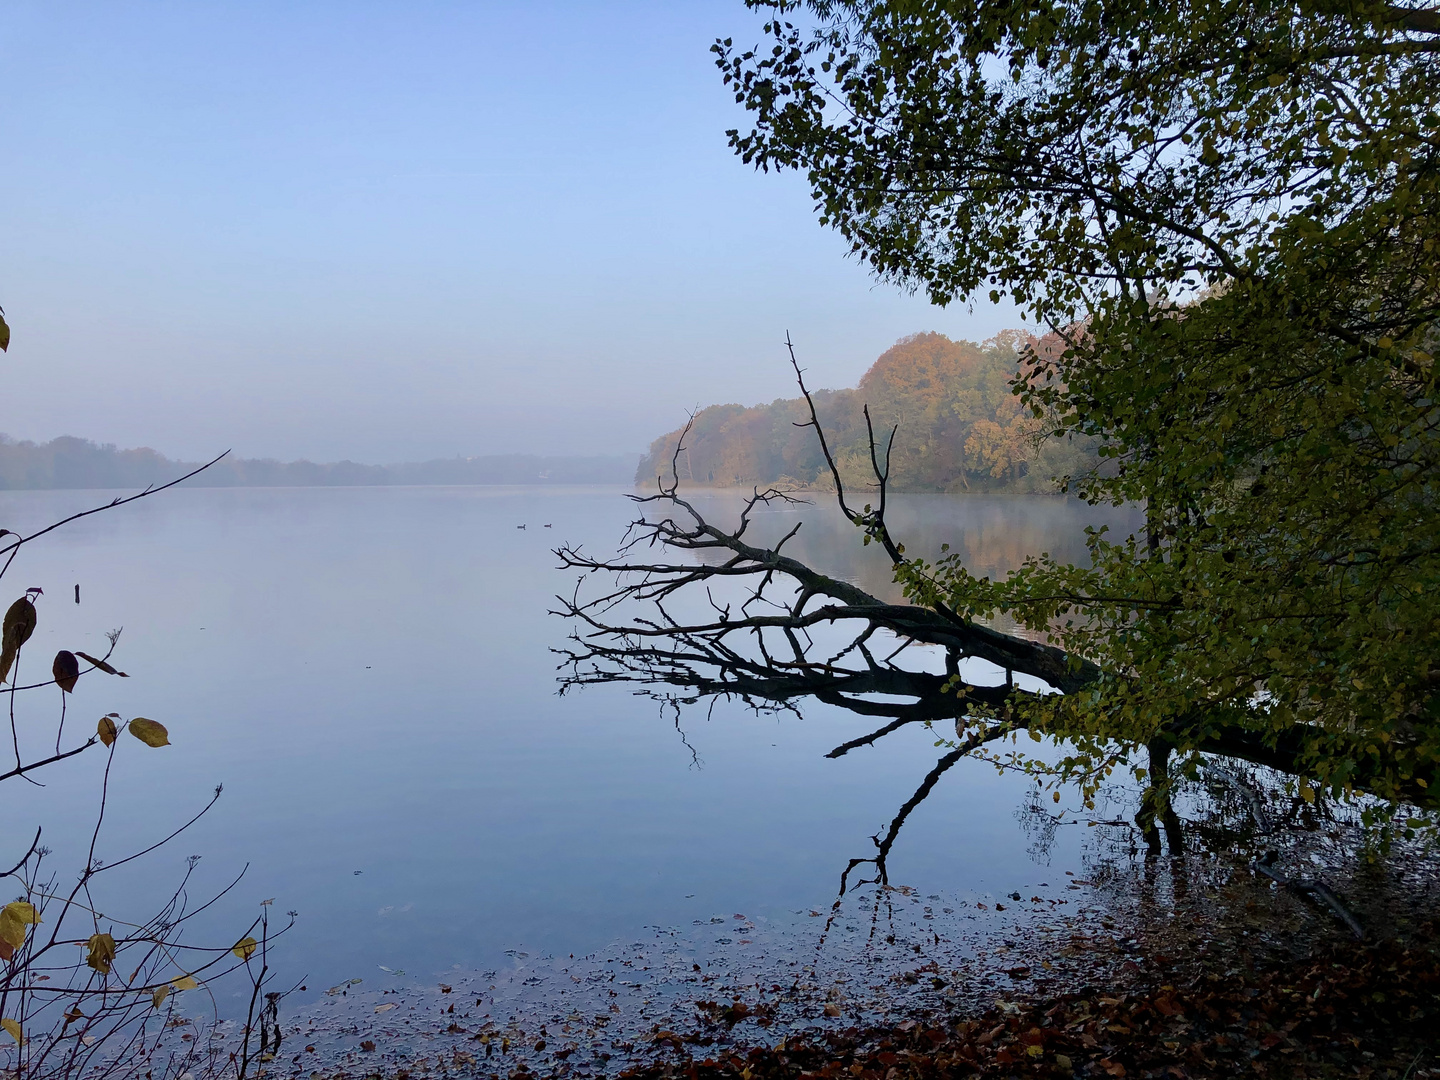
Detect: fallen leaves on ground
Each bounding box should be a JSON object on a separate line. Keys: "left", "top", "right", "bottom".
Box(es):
{"left": 620, "top": 932, "right": 1439, "bottom": 1080}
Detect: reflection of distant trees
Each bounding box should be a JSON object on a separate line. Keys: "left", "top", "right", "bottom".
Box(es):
{"left": 677, "top": 491, "right": 1138, "bottom": 639}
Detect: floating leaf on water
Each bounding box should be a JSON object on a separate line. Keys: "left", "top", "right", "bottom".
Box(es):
{"left": 152, "top": 986, "right": 170, "bottom": 1009}
{"left": 375, "top": 1003, "right": 398, "bottom": 1013}
{"left": 170, "top": 976, "right": 199, "bottom": 991}
{"left": 1, "top": 1018, "right": 20, "bottom": 1045}
{"left": 86, "top": 933, "right": 116, "bottom": 975}
{"left": 128, "top": 718, "right": 170, "bottom": 747}
{"left": 98, "top": 716, "right": 118, "bottom": 746}
{"left": 52, "top": 651, "right": 80, "bottom": 693}
{"left": 232, "top": 937, "right": 258, "bottom": 961}
{"left": 76, "top": 651, "right": 128, "bottom": 677}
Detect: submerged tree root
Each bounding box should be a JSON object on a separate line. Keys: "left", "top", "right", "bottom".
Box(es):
{"left": 618, "top": 930, "right": 1440, "bottom": 1080}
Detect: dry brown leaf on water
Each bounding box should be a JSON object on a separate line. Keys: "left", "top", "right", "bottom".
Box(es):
{"left": 86, "top": 933, "right": 116, "bottom": 975}
{"left": 128, "top": 718, "right": 170, "bottom": 747}
{"left": 1, "top": 1018, "right": 21, "bottom": 1046}
{"left": 75, "top": 651, "right": 127, "bottom": 677}
{"left": 232, "top": 937, "right": 258, "bottom": 961}
{"left": 97, "top": 716, "right": 118, "bottom": 746}
{"left": 170, "top": 976, "right": 199, "bottom": 991}
{"left": 52, "top": 650, "right": 80, "bottom": 693}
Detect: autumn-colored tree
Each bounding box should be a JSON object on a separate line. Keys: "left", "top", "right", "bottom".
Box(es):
{"left": 638, "top": 332, "right": 1096, "bottom": 492}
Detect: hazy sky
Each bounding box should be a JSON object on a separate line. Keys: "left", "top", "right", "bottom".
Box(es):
{"left": 1, "top": 2, "right": 1022, "bottom": 463}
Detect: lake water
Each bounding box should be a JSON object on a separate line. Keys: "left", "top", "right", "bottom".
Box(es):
{"left": 0, "top": 484, "right": 1141, "bottom": 1022}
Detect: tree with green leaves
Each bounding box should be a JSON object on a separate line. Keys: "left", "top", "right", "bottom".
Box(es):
{"left": 557, "top": 0, "right": 1440, "bottom": 882}
{"left": 711, "top": 0, "right": 1440, "bottom": 826}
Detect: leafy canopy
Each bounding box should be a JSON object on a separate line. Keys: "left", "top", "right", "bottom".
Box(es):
{"left": 717, "top": 0, "right": 1440, "bottom": 818}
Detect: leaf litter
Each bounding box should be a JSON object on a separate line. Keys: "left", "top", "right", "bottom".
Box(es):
{"left": 252, "top": 809, "right": 1440, "bottom": 1080}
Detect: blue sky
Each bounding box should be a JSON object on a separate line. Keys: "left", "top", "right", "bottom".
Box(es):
{"left": 1, "top": 1, "right": 1021, "bottom": 462}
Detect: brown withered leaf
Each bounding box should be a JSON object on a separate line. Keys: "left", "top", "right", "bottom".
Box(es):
{"left": 86, "top": 933, "right": 116, "bottom": 975}
{"left": 97, "top": 716, "right": 118, "bottom": 746}
{"left": 75, "top": 651, "right": 127, "bottom": 677}
{"left": 52, "top": 651, "right": 80, "bottom": 693}
{"left": 128, "top": 718, "right": 170, "bottom": 747}
{"left": 0, "top": 597, "right": 37, "bottom": 684}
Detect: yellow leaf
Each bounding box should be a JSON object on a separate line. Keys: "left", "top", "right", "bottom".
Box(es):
{"left": 128, "top": 718, "right": 170, "bottom": 747}
{"left": 0, "top": 910, "right": 27, "bottom": 951}
{"left": 97, "top": 716, "right": 118, "bottom": 747}
{"left": 86, "top": 933, "right": 116, "bottom": 975}
{"left": 169, "top": 976, "right": 199, "bottom": 991}
{"left": 1, "top": 1018, "right": 20, "bottom": 1045}
{"left": 152, "top": 986, "right": 169, "bottom": 1009}
{"left": 232, "top": 937, "right": 258, "bottom": 961}
{"left": 2, "top": 902, "right": 39, "bottom": 925}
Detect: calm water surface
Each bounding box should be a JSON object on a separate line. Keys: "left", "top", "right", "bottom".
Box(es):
{"left": 0, "top": 485, "right": 1139, "bottom": 1007}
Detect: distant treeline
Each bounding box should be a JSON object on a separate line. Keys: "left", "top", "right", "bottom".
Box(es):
{"left": 0, "top": 436, "right": 638, "bottom": 490}
{"left": 637, "top": 332, "right": 1103, "bottom": 494}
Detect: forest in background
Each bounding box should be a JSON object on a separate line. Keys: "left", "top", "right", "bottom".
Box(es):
{"left": 0, "top": 436, "right": 637, "bottom": 489}
{"left": 637, "top": 332, "right": 1103, "bottom": 493}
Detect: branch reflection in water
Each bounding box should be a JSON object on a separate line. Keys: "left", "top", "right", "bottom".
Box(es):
{"left": 556, "top": 405, "right": 1142, "bottom": 890}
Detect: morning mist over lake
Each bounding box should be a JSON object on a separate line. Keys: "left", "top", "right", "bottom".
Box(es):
{"left": 2, "top": 3, "right": 1437, "bottom": 1079}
